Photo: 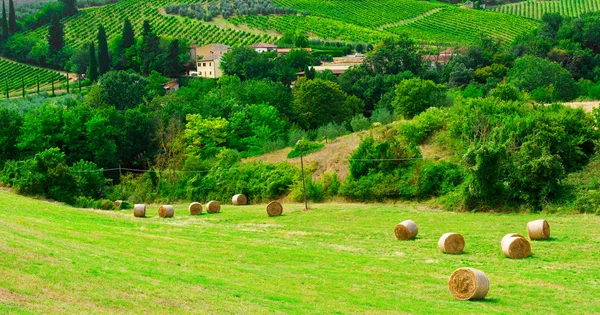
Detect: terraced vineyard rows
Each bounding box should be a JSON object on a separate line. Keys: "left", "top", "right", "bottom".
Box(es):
{"left": 273, "top": 0, "right": 444, "bottom": 28}
{"left": 489, "top": 0, "right": 600, "bottom": 19}
{"left": 386, "top": 7, "right": 540, "bottom": 44}
{"left": 229, "top": 15, "right": 390, "bottom": 44}
{"left": 32, "top": 0, "right": 274, "bottom": 49}
{"left": 0, "top": 59, "right": 66, "bottom": 94}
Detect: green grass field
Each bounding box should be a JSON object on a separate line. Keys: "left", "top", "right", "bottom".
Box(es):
{"left": 1, "top": 190, "right": 599, "bottom": 314}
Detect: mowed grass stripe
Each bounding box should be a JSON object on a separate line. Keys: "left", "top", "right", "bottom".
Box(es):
{"left": 0, "top": 191, "right": 599, "bottom": 314}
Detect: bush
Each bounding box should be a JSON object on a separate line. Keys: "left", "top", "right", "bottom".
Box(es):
{"left": 392, "top": 78, "right": 448, "bottom": 118}
{"left": 370, "top": 107, "right": 394, "bottom": 125}
{"left": 287, "top": 139, "right": 324, "bottom": 158}
{"left": 316, "top": 122, "right": 348, "bottom": 142}
{"left": 350, "top": 114, "right": 370, "bottom": 132}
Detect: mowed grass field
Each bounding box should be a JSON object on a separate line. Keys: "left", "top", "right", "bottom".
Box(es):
{"left": 0, "top": 191, "right": 599, "bottom": 314}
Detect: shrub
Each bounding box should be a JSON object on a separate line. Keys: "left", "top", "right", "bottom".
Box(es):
{"left": 287, "top": 139, "right": 324, "bottom": 158}
{"left": 370, "top": 107, "right": 394, "bottom": 125}
{"left": 350, "top": 114, "right": 370, "bottom": 132}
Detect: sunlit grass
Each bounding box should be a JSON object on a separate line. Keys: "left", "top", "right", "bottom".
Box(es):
{"left": 0, "top": 191, "right": 599, "bottom": 314}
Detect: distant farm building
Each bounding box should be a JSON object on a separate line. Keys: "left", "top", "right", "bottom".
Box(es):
{"left": 296, "top": 65, "right": 351, "bottom": 79}
{"left": 163, "top": 79, "right": 180, "bottom": 93}
{"left": 422, "top": 48, "right": 459, "bottom": 66}
{"left": 189, "top": 44, "right": 232, "bottom": 78}
{"left": 251, "top": 42, "right": 277, "bottom": 53}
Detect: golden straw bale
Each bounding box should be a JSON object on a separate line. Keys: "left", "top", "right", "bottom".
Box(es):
{"left": 394, "top": 220, "right": 418, "bottom": 240}
{"left": 133, "top": 204, "right": 146, "bottom": 217}
{"left": 448, "top": 268, "right": 490, "bottom": 300}
{"left": 438, "top": 233, "right": 465, "bottom": 254}
{"left": 158, "top": 205, "right": 174, "bottom": 218}
{"left": 527, "top": 219, "right": 550, "bottom": 240}
{"left": 188, "top": 202, "right": 203, "bottom": 215}
{"left": 232, "top": 194, "right": 247, "bottom": 205}
{"left": 206, "top": 201, "right": 221, "bottom": 213}
{"left": 501, "top": 236, "right": 531, "bottom": 259}
{"left": 266, "top": 201, "right": 283, "bottom": 217}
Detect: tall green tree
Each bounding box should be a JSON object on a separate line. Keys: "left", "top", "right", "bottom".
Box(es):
{"left": 7, "top": 0, "right": 14, "bottom": 34}
{"left": 140, "top": 20, "right": 160, "bottom": 75}
{"left": 164, "top": 39, "right": 181, "bottom": 78}
{"left": 60, "top": 0, "right": 78, "bottom": 17}
{"left": 48, "top": 13, "right": 64, "bottom": 55}
{"left": 122, "top": 19, "right": 135, "bottom": 50}
{"left": 1, "top": 0, "right": 7, "bottom": 42}
{"left": 87, "top": 41, "right": 99, "bottom": 82}
{"left": 97, "top": 25, "right": 110, "bottom": 75}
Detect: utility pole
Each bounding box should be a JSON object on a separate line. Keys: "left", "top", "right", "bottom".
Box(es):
{"left": 297, "top": 140, "right": 309, "bottom": 211}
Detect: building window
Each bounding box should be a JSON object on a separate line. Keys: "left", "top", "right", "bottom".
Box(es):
{"left": 203, "top": 63, "right": 206, "bottom": 67}
{"left": 209, "top": 63, "right": 212, "bottom": 66}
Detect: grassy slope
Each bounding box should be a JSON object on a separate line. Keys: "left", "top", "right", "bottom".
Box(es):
{"left": 28, "top": 0, "right": 537, "bottom": 49}
{"left": 1, "top": 190, "right": 599, "bottom": 314}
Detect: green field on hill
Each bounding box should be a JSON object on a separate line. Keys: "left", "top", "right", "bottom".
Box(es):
{"left": 1, "top": 191, "right": 599, "bottom": 314}
{"left": 29, "top": 0, "right": 541, "bottom": 48}
{"left": 490, "top": 0, "right": 600, "bottom": 20}
{"left": 0, "top": 59, "right": 66, "bottom": 96}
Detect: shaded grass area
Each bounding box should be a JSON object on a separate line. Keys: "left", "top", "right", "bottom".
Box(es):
{"left": 0, "top": 191, "right": 599, "bottom": 314}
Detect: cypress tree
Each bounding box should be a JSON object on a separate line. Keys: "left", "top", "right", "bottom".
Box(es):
{"left": 48, "top": 14, "right": 64, "bottom": 55}
{"left": 122, "top": 19, "right": 134, "bottom": 50}
{"left": 87, "top": 42, "right": 98, "bottom": 82}
{"left": 140, "top": 20, "right": 160, "bottom": 75}
{"left": 7, "top": 0, "right": 14, "bottom": 34}
{"left": 97, "top": 25, "right": 110, "bottom": 75}
{"left": 60, "top": 0, "right": 78, "bottom": 17}
{"left": 1, "top": 1, "right": 7, "bottom": 42}
{"left": 164, "top": 39, "right": 181, "bottom": 78}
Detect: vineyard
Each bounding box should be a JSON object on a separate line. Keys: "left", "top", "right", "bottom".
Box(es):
{"left": 32, "top": 0, "right": 275, "bottom": 49}
{"left": 0, "top": 59, "right": 66, "bottom": 96}
{"left": 228, "top": 15, "right": 389, "bottom": 44}
{"left": 385, "top": 7, "right": 540, "bottom": 44}
{"left": 489, "top": 0, "right": 600, "bottom": 19}
{"left": 26, "top": 0, "right": 542, "bottom": 49}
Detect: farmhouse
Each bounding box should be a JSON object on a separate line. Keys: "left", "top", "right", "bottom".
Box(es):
{"left": 296, "top": 65, "right": 351, "bottom": 79}
{"left": 189, "top": 44, "right": 232, "bottom": 78}
{"left": 422, "top": 48, "right": 459, "bottom": 65}
{"left": 251, "top": 42, "right": 277, "bottom": 53}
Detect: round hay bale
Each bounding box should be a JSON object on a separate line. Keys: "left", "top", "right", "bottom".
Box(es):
{"left": 448, "top": 268, "right": 490, "bottom": 300}
{"left": 527, "top": 219, "right": 550, "bottom": 240}
{"left": 114, "top": 200, "right": 123, "bottom": 207}
{"left": 501, "top": 236, "right": 531, "bottom": 259}
{"left": 158, "top": 205, "right": 174, "bottom": 218}
{"left": 232, "top": 194, "right": 247, "bottom": 205}
{"left": 438, "top": 233, "right": 465, "bottom": 254}
{"left": 500, "top": 233, "right": 525, "bottom": 248}
{"left": 394, "top": 220, "right": 418, "bottom": 240}
{"left": 206, "top": 201, "right": 221, "bottom": 213}
{"left": 133, "top": 204, "right": 146, "bottom": 217}
{"left": 266, "top": 201, "right": 283, "bottom": 217}
{"left": 188, "top": 202, "right": 203, "bottom": 215}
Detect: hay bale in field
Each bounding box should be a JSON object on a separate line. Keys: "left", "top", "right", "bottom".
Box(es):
{"left": 158, "top": 205, "right": 174, "bottom": 218}
{"left": 527, "top": 219, "right": 550, "bottom": 240}
{"left": 394, "top": 220, "right": 418, "bottom": 240}
{"left": 501, "top": 235, "right": 531, "bottom": 259}
{"left": 133, "top": 204, "right": 146, "bottom": 217}
{"left": 114, "top": 200, "right": 123, "bottom": 207}
{"left": 188, "top": 202, "right": 203, "bottom": 215}
{"left": 500, "top": 233, "right": 525, "bottom": 248}
{"left": 206, "top": 201, "right": 221, "bottom": 213}
{"left": 266, "top": 201, "right": 283, "bottom": 217}
{"left": 232, "top": 194, "right": 247, "bottom": 205}
{"left": 438, "top": 233, "right": 465, "bottom": 254}
{"left": 448, "top": 268, "right": 489, "bottom": 300}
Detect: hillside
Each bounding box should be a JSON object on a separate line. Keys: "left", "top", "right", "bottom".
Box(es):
{"left": 1, "top": 190, "right": 600, "bottom": 313}
{"left": 0, "top": 58, "right": 67, "bottom": 97}
{"left": 28, "top": 0, "right": 539, "bottom": 49}
{"left": 489, "top": 0, "right": 600, "bottom": 19}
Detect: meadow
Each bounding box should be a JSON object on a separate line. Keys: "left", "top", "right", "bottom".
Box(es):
{"left": 0, "top": 190, "right": 599, "bottom": 314}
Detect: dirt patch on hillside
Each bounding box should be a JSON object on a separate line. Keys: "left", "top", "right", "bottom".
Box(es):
{"left": 561, "top": 101, "right": 599, "bottom": 112}
{"left": 245, "top": 130, "right": 371, "bottom": 180}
